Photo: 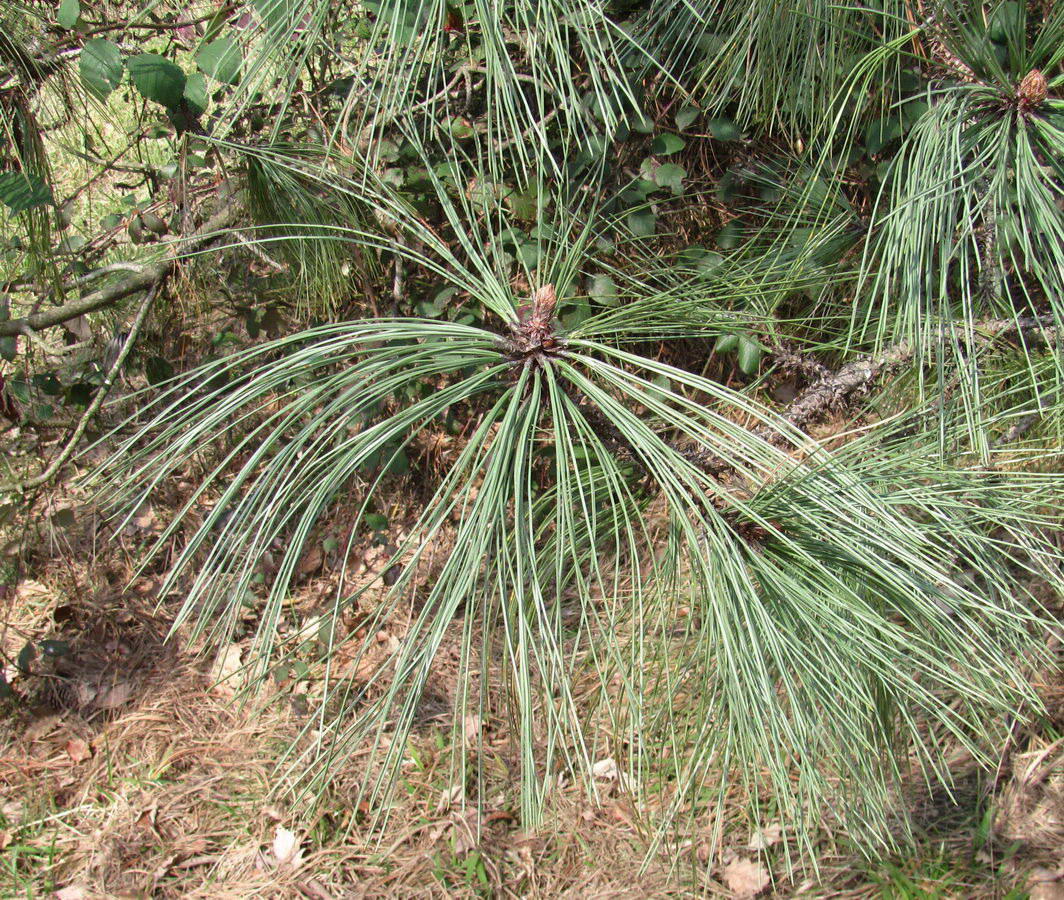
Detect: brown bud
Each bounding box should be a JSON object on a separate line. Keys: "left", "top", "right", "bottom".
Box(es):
{"left": 531, "top": 283, "right": 556, "bottom": 320}
{"left": 1018, "top": 69, "right": 1048, "bottom": 111}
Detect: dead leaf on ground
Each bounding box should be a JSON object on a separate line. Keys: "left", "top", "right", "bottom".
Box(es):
{"left": 24, "top": 714, "right": 61, "bottom": 741}
{"left": 296, "top": 878, "right": 336, "bottom": 900}
{"left": 592, "top": 757, "right": 619, "bottom": 780}
{"left": 463, "top": 714, "right": 481, "bottom": 742}
{"left": 452, "top": 809, "right": 480, "bottom": 855}
{"left": 272, "top": 825, "right": 304, "bottom": 869}
{"left": 65, "top": 737, "right": 92, "bottom": 763}
{"left": 296, "top": 543, "right": 324, "bottom": 579}
{"left": 723, "top": 857, "right": 770, "bottom": 898}
{"left": 437, "top": 783, "right": 464, "bottom": 813}
{"left": 131, "top": 502, "right": 157, "bottom": 530}
{"left": 747, "top": 822, "right": 782, "bottom": 851}
{"left": 96, "top": 680, "right": 133, "bottom": 709}
{"left": 73, "top": 681, "right": 97, "bottom": 706}
{"left": 1028, "top": 867, "right": 1064, "bottom": 900}
{"left": 210, "top": 644, "right": 244, "bottom": 697}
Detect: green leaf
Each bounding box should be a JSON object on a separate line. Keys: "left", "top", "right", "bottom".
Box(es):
{"left": 0, "top": 172, "right": 53, "bottom": 213}
{"left": 675, "top": 106, "right": 699, "bottom": 131}
{"left": 650, "top": 133, "right": 685, "bottom": 155}
{"left": 253, "top": 0, "right": 298, "bottom": 29}
{"left": 39, "top": 639, "right": 70, "bottom": 657}
{"left": 707, "top": 118, "right": 741, "bottom": 141}
{"left": 0, "top": 336, "right": 16, "bottom": 362}
{"left": 588, "top": 274, "right": 619, "bottom": 305}
{"left": 679, "top": 247, "right": 724, "bottom": 277}
{"left": 626, "top": 208, "right": 657, "bottom": 237}
{"left": 736, "top": 336, "right": 763, "bottom": 375}
{"left": 364, "top": 513, "right": 389, "bottom": 531}
{"left": 630, "top": 114, "right": 655, "bottom": 134}
{"left": 989, "top": 1, "right": 1023, "bottom": 43}
{"left": 901, "top": 100, "right": 929, "bottom": 130}
{"left": 654, "top": 162, "right": 686, "bottom": 196}
{"left": 195, "top": 36, "right": 243, "bottom": 85}
{"left": 145, "top": 356, "right": 174, "bottom": 386}
{"left": 716, "top": 169, "right": 745, "bottom": 203}
{"left": 57, "top": 0, "right": 80, "bottom": 29}
{"left": 713, "top": 333, "right": 739, "bottom": 354}
{"left": 33, "top": 372, "right": 62, "bottom": 396}
{"left": 504, "top": 184, "right": 538, "bottom": 221}
{"left": 447, "top": 117, "right": 475, "bottom": 140}
{"left": 128, "top": 54, "right": 187, "bottom": 109}
{"left": 715, "top": 221, "right": 743, "bottom": 250}
{"left": 864, "top": 117, "right": 902, "bottom": 156}
{"left": 81, "top": 39, "right": 124, "bottom": 100}
{"left": 183, "top": 72, "right": 209, "bottom": 115}
{"left": 516, "top": 242, "right": 540, "bottom": 268}
{"left": 561, "top": 298, "right": 592, "bottom": 328}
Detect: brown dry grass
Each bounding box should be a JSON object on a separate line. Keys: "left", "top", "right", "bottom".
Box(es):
{"left": 1, "top": 477, "right": 1061, "bottom": 899}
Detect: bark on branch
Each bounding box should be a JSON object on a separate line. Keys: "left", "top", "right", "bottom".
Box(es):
{"left": 684, "top": 315, "right": 1059, "bottom": 475}
{"left": 0, "top": 203, "right": 240, "bottom": 338}
{"left": 777, "top": 316, "right": 1058, "bottom": 433}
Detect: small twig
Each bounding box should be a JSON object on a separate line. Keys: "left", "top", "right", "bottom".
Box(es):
{"left": 0, "top": 203, "right": 239, "bottom": 338}
{"left": 684, "top": 315, "right": 1059, "bottom": 476}
{"left": 234, "top": 232, "right": 287, "bottom": 272}
{"left": 770, "top": 344, "right": 833, "bottom": 382}
{"left": 991, "top": 391, "right": 1059, "bottom": 450}
{"left": 0, "top": 284, "right": 160, "bottom": 494}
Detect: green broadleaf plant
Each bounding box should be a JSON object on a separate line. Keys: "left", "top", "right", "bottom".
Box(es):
{"left": 127, "top": 53, "right": 187, "bottom": 109}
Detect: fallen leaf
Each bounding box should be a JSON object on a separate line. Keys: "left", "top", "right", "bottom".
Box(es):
{"left": 1028, "top": 868, "right": 1064, "bottom": 900}
{"left": 463, "top": 714, "right": 482, "bottom": 742}
{"left": 65, "top": 737, "right": 92, "bottom": 763}
{"left": 131, "top": 502, "right": 156, "bottom": 530}
{"left": 747, "top": 822, "right": 782, "bottom": 851}
{"left": 452, "top": 808, "right": 479, "bottom": 855}
{"left": 591, "top": 757, "right": 636, "bottom": 790}
{"left": 272, "top": 825, "right": 303, "bottom": 869}
{"left": 296, "top": 878, "right": 336, "bottom": 900}
{"left": 437, "top": 783, "right": 464, "bottom": 813}
{"left": 592, "top": 758, "right": 619, "bottom": 780}
{"left": 24, "top": 714, "right": 61, "bottom": 741}
{"left": 210, "top": 644, "right": 244, "bottom": 697}
{"left": 151, "top": 853, "right": 178, "bottom": 882}
{"left": 296, "top": 544, "right": 324, "bottom": 579}
{"left": 95, "top": 680, "right": 133, "bottom": 709}
{"left": 73, "top": 681, "right": 97, "bottom": 705}
{"left": 723, "top": 857, "right": 770, "bottom": 898}
{"left": 55, "top": 886, "right": 88, "bottom": 900}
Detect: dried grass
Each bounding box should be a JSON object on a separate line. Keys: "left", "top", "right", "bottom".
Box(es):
{"left": 1, "top": 476, "right": 1060, "bottom": 898}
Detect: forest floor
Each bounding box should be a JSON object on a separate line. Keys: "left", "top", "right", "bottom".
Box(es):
{"left": 0, "top": 433, "right": 1062, "bottom": 899}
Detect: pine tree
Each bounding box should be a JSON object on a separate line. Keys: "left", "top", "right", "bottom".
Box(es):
{"left": 2, "top": 0, "right": 1061, "bottom": 864}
